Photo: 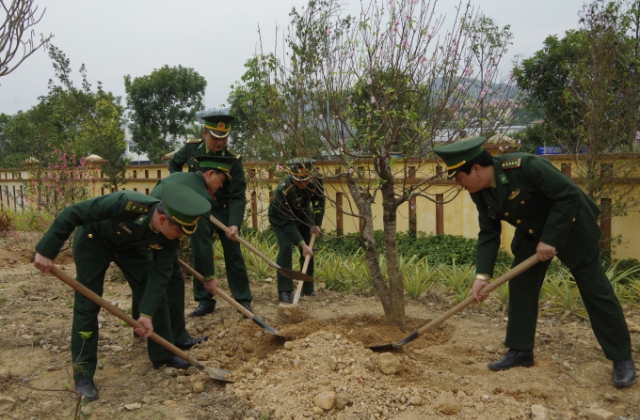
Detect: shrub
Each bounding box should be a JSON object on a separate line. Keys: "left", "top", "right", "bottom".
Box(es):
{"left": 0, "top": 211, "right": 14, "bottom": 236}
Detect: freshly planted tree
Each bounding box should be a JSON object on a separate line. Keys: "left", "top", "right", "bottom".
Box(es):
{"left": 256, "top": 0, "right": 516, "bottom": 326}
{"left": 124, "top": 65, "right": 206, "bottom": 162}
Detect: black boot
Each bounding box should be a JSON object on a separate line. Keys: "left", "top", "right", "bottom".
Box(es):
{"left": 189, "top": 304, "right": 215, "bottom": 317}
{"left": 152, "top": 356, "right": 190, "bottom": 369}
{"left": 488, "top": 349, "right": 534, "bottom": 371}
{"left": 612, "top": 359, "right": 637, "bottom": 387}
{"left": 278, "top": 291, "right": 293, "bottom": 303}
{"left": 177, "top": 336, "right": 208, "bottom": 350}
{"left": 75, "top": 378, "right": 99, "bottom": 401}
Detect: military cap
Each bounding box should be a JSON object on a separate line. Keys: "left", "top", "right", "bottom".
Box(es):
{"left": 195, "top": 155, "right": 234, "bottom": 180}
{"left": 202, "top": 115, "right": 235, "bottom": 139}
{"left": 287, "top": 157, "right": 315, "bottom": 182}
{"left": 433, "top": 137, "right": 487, "bottom": 178}
{"left": 159, "top": 183, "right": 211, "bottom": 235}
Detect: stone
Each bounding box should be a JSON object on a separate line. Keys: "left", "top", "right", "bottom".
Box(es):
{"left": 530, "top": 383, "right": 546, "bottom": 399}
{"left": 242, "top": 340, "right": 256, "bottom": 353}
{"left": 335, "top": 392, "right": 352, "bottom": 410}
{"left": 284, "top": 341, "right": 295, "bottom": 350}
{"left": 377, "top": 353, "right": 401, "bottom": 375}
{"left": 484, "top": 345, "right": 497, "bottom": 353}
{"left": 0, "top": 396, "right": 15, "bottom": 414}
{"left": 585, "top": 408, "right": 616, "bottom": 420}
{"left": 163, "top": 400, "right": 177, "bottom": 406}
{"left": 192, "top": 381, "right": 205, "bottom": 393}
{"left": 531, "top": 404, "right": 549, "bottom": 420}
{"left": 409, "top": 396, "right": 422, "bottom": 406}
{"left": 124, "top": 403, "right": 142, "bottom": 410}
{"left": 314, "top": 391, "right": 335, "bottom": 410}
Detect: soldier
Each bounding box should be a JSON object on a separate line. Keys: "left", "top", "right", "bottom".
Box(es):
{"left": 150, "top": 155, "right": 235, "bottom": 346}
{"left": 434, "top": 137, "right": 636, "bottom": 388}
{"left": 33, "top": 184, "right": 211, "bottom": 401}
{"left": 268, "top": 158, "right": 325, "bottom": 303}
{"left": 168, "top": 115, "right": 252, "bottom": 315}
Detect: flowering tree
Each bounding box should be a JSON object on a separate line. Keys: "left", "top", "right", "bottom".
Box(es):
{"left": 252, "top": 0, "right": 516, "bottom": 326}
{"left": 24, "top": 149, "right": 97, "bottom": 230}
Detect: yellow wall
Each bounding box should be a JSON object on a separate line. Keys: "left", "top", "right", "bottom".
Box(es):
{"left": 2, "top": 155, "right": 639, "bottom": 260}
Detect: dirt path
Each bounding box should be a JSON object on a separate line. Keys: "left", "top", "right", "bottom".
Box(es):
{"left": 0, "top": 247, "right": 639, "bottom": 419}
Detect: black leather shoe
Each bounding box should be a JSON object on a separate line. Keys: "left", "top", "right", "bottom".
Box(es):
{"left": 613, "top": 359, "right": 637, "bottom": 387}
{"left": 189, "top": 304, "right": 215, "bottom": 317}
{"left": 152, "top": 356, "right": 191, "bottom": 370}
{"left": 488, "top": 349, "right": 534, "bottom": 371}
{"left": 279, "top": 291, "right": 293, "bottom": 303}
{"left": 301, "top": 291, "right": 318, "bottom": 297}
{"left": 238, "top": 304, "right": 254, "bottom": 319}
{"left": 75, "top": 378, "right": 99, "bottom": 401}
{"left": 177, "top": 336, "right": 208, "bottom": 350}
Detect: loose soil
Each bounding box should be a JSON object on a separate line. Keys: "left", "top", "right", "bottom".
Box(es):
{"left": 0, "top": 238, "right": 639, "bottom": 419}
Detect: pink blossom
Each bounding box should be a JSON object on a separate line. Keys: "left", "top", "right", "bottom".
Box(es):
{"left": 464, "top": 67, "right": 472, "bottom": 76}
{"left": 348, "top": 50, "right": 355, "bottom": 58}
{"left": 276, "top": 165, "right": 283, "bottom": 170}
{"left": 456, "top": 84, "right": 464, "bottom": 91}
{"left": 319, "top": 114, "right": 323, "bottom": 120}
{"left": 326, "top": 29, "right": 333, "bottom": 35}
{"left": 367, "top": 77, "right": 372, "bottom": 85}
{"left": 348, "top": 168, "right": 354, "bottom": 174}
{"left": 401, "top": 40, "right": 408, "bottom": 47}
{"left": 371, "top": 96, "right": 376, "bottom": 104}
{"left": 247, "top": 100, "right": 253, "bottom": 106}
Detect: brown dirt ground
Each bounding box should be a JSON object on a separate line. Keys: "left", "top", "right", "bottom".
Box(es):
{"left": 0, "top": 238, "right": 639, "bottom": 420}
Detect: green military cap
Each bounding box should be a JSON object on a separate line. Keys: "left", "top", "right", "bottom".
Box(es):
{"left": 433, "top": 137, "right": 487, "bottom": 178}
{"left": 202, "top": 115, "right": 235, "bottom": 139}
{"left": 195, "top": 155, "right": 234, "bottom": 180}
{"left": 286, "top": 157, "right": 315, "bottom": 182}
{"left": 159, "top": 183, "right": 211, "bottom": 235}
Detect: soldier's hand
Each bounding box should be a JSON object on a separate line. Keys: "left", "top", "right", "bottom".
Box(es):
{"left": 536, "top": 241, "right": 557, "bottom": 261}
{"left": 135, "top": 316, "right": 153, "bottom": 338}
{"left": 225, "top": 225, "right": 239, "bottom": 241}
{"left": 204, "top": 278, "right": 220, "bottom": 295}
{"left": 33, "top": 252, "right": 54, "bottom": 273}
{"left": 301, "top": 244, "right": 314, "bottom": 258}
{"left": 310, "top": 225, "right": 321, "bottom": 236}
{"left": 472, "top": 278, "right": 489, "bottom": 302}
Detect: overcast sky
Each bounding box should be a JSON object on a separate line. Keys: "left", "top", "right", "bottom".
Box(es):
{"left": 1, "top": 0, "right": 589, "bottom": 116}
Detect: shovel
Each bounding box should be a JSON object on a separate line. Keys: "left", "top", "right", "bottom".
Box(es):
{"left": 177, "top": 259, "right": 280, "bottom": 336}
{"left": 368, "top": 254, "right": 540, "bottom": 350}
{"left": 289, "top": 233, "right": 317, "bottom": 307}
{"left": 48, "top": 265, "right": 233, "bottom": 382}
{"left": 209, "top": 215, "right": 314, "bottom": 283}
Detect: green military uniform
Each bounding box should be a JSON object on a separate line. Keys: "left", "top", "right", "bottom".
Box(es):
{"left": 150, "top": 155, "right": 234, "bottom": 338}
{"left": 168, "top": 116, "right": 252, "bottom": 309}
{"left": 35, "top": 187, "right": 211, "bottom": 380}
{"left": 435, "top": 138, "right": 631, "bottom": 361}
{"left": 268, "top": 169, "right": 325, "bottom": 294}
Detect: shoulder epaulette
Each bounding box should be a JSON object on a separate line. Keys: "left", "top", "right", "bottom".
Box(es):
{"left": 224, "top": 147, "right": 240, "bottom": 159}
{"left": 186, "top": 138, "right": 204, "bottom": 144}
{"left": 501, "top": 158, "right": 521, "bottom": 170}
{"left": 125, "top": 201, "right": 149, "bottom": 214}
{"left": 282, "top": 182, "right": 294, "bottom": 196}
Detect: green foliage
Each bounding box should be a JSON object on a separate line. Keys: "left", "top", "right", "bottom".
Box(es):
{"left": 125, "top": 65, "right": 207, "bottom": 162}
{"left": 436, "top": 260, "right": 476, "bottom": 303}
{"left": 403, "top": 257, "right": 437, "bottom": 299}
{"left": 318, "top": 230, "right": 512, "bottom": 266}
{"left": 78, "top": 331, "right": 92, "bottom": 340}
{"left": 541, "top": 269, "right": 587, "bottom": 320}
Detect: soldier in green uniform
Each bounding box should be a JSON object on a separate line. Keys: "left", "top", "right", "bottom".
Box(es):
{"left": 434, "top": 137, "right": 636, "bottom": 388}
{"left": 168, "top": 114, "right": 252, "bottom": 316}
{"left": 150, "top": 155, "right": 235, "bottom": 346}
{"left": 268, "top": 158, "right": 325, "bottom": 303}
{"left": 33, "top": 184, "right": 211, "bottom": 401}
